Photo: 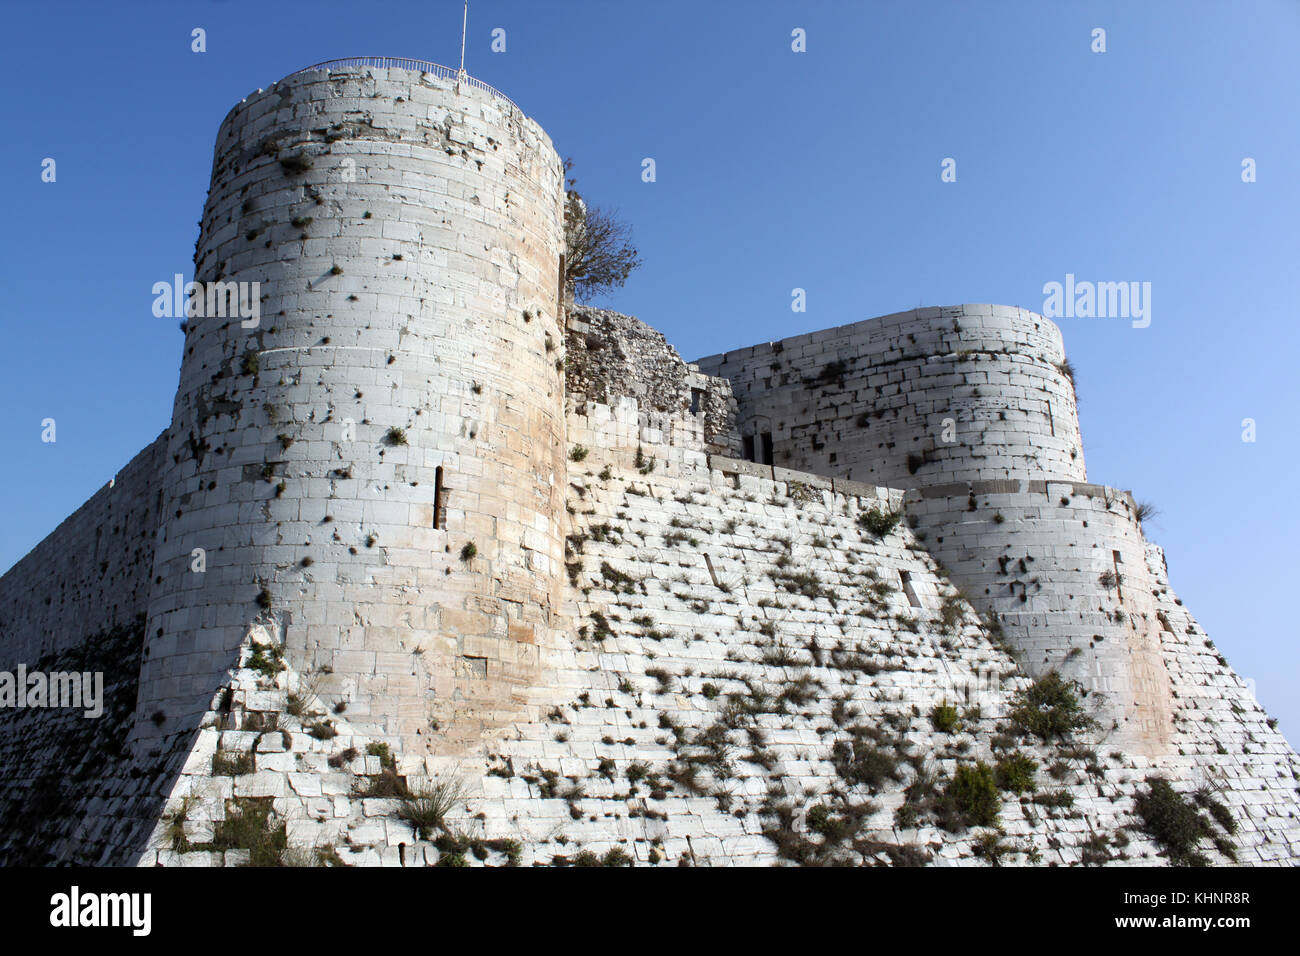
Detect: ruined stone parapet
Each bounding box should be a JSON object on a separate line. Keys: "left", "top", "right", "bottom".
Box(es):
{"left": 565, "top": 306, "right": 740, "bottom": 456}
{"left": 135, "top": 63, "right": 567, "bottom": 756}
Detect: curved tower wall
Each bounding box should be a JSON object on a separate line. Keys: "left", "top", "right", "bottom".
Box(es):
{"left": 695, "top": 305, "right": 1085, "bottom": 487}
{"left": 697, "top": 304, "right": 1172, "bottom": 752}
{"left": 137, "top": 65, "right": 566, "bottom": 754}
{"left": 906, "top": 481, "right": 1171, "bottom": 754}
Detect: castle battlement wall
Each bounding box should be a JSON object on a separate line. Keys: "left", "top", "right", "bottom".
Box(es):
{"left": 692, "top": 303, "right": 1176, "bottom": 751}
{"left": 565, "top": 306, "right": 740, "bottom": 457}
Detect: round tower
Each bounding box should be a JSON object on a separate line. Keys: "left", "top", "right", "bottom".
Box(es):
{"left": 697, "top": 305, "right": 1087, "bottom": 488}
{"left": 136, "top": 61, "right": 567, "bottom": 755}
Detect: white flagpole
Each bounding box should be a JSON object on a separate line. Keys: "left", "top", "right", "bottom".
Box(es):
{"left": 459, "top": 1, "right": 469, "bottom": 79}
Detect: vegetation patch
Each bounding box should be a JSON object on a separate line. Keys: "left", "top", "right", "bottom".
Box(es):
{"left": 993, "top": 753, "right": 1038, "bottom": 794}
{"left": 1007, "top": 671, "right": 1095, "bottom": 740}
{"left": 938, "top": 762, "right": 1001, "bottom": 831}
{"left": 929, "top": 702, "right": 961, "bottom": 734}
{"left": 1133, "top": 777, "right": 1234, "bottom": 866}
{"left": 395, "top": 780, "right": 465, "bottom": 840}
{"left": 858, "top": 506, "right": 902, "bottom": 538}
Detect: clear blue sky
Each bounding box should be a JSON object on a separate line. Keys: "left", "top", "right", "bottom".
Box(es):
{"left": 2, "top": 1, "right": 1296, "bottom": 737}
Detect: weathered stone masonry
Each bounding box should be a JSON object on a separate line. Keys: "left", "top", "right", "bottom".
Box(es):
{"left": 0, "top": 62, "right": 1296, "bottom": 866}
{"left": 695, "top": 305, "right": 1168, "bottom": 753}
{"left": 139, "top": 63, "right": 568, "bottom": 762}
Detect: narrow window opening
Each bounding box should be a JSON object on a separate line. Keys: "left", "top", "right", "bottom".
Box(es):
{"left": 1048, "top": 402, "right": 1055, "bottom": 436}
{"left": 557, "top": 254, "right": 566, "bottom": 318}
{"left": 433, "top": 465, "right": 447, "bottom": 530}
{"left": 1111, "top": 550, "right": 1123, "bottom": 602}
{"left": 760, "top": 432, "right": 774, "bottom": 466}
{"left": 689, "top": 388, "right": 703, "bottom": 414}
{"left": 742, "top": 434, "right": 756, "bottom": 462}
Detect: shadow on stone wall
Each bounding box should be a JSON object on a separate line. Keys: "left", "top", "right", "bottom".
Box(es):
{"left": 0, "top": 615, "right": 209, "bottom": 865}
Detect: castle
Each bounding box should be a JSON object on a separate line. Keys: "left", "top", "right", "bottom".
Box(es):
{"left": 0, "top": 59, "right": 1295, "bottom": 867}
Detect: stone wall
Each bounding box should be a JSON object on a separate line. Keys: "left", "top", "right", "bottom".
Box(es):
{"left": 135, "top": 63, "right": 568, "bottom": 765}
{"left": 1145, "top": 544, "right": 1300, "bottom": 861}
{"left": 0, "top": 434, "right": 165, "bottom": 664}
{"left": 565, "top": 306, "right": 740, "bottom": 456}
{"left": 694, "top": 304, "right": 1084, "bottom": 486}
{"left": 694, "top": 305, "right": 1179, "bottom": 754}
{"left": 128, "top": 398, "right": 1300, "bottom": 867}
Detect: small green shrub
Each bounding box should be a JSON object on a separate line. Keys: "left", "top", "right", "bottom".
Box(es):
{"left": 1134, "top": 777, "right": 1212, "bottom": 866}
{"left": 357, "top": 768, "right": 411, "bottom": 799}
{"left": 246, "top": 641, "right": 283, "bottom": 677}
{"left": 396, "top": 780, "right": 465, "bottom": 840}
{"left": 210, "top": 798, "right": 287, "bottom": 867}
{"left": 384, "top": 426, "right": 408, "bottom": 446}
{"left": 1008, "top": 671, "right": 1095, "bottom": 740}
{"left": 831, "top": 739, "right": 899, "bottom": 789}
{"left": 940, "top": 761, "right": 1001, "bottom": 830}
{"left": 601, "top": 847, "right": 632, "bottom": 867}
{"left": 366, "top": 742, "right": 396, "bottom": 770}
{"left": 569, "top": 445, "right": 589, "bottom": 462}
{"left": 1192, "top": 787, "right": 1238, "bottom": 835}
{"left": 460, "top": 541, "right": 477, "bottom": 562}
{"left": 212, "top": 747, "right": 255, "bottom": 776}
{"left": 1033, "top": 789, "right": 1075, "bottom": 809}
{"left": 858, "top": 506, "right": 903, "bottom": 538}
{"left": 929, "top": 702, "right": 961, "bottom": 734}
{"left": 994, "top": 753, "right": 1038, "bottom": 794}
{"left": 306, "top": 720, "right": 337, "bottom": 740}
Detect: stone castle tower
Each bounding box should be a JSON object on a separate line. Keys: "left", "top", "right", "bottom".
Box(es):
{"left": 696, "top": 308, "right": 1172, "bottom": 755}
{"left": 1, "top": 60, "right": 1295, "bottom": 867}
{"left": 140, "top": 62, "right": 568, "bottom": 758}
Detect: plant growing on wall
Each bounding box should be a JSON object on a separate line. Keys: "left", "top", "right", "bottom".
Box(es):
{"left": 1133, "top": 500, "right": 1158, "bottom": 526}
{"left": 1008, "top": 671, "right": 1096, "bottom": 740}
{"left": 562, "top": 159, "right": 641, "bottom": 302}
{"left": 858, "top": 506, "right": 902, "bottom": 538}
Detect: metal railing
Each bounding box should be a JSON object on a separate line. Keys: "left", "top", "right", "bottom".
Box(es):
{"left": 284, "top": 56, "right": 522, "bottom": 113}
